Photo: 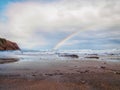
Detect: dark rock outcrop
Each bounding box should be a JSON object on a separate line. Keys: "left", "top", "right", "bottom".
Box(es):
{"left": 85, "top": 56, "right": 99, "bottom": 59}
{"left": 58, "top": 53, "right": 79, "bottom": 58}
{"left": 0, "top": 38, "right": 20, "bottom": 50}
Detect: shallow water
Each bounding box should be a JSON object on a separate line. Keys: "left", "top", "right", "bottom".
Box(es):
{"left": 0, "top": 50, "right": 120, "bottom": 73}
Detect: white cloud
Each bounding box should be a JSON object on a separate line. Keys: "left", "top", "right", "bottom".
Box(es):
{"left": 0, "top": 0, "right": 120, "bottom": 49}
{"left": 64, "top": 40, "right": 80, "bottom": 46}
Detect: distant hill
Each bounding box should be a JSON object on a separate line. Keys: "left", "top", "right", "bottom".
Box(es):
{"left": 0, "top": 38, "right": 20, "bottom": 50}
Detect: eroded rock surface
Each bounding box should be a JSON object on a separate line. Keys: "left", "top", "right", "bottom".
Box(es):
{"left": 0, "top": 38, "right": 20, "bottom": 50}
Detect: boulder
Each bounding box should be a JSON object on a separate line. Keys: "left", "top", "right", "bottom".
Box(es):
{"left": 0, "top": 38, "right": 20, "bottom": 50}
{"left": 58, "top": 53, "right": 79, "bottom": 58}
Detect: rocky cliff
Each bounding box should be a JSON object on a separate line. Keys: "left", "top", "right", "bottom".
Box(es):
{"left": 0, "top": 38, "right": 20, "bottom": 50}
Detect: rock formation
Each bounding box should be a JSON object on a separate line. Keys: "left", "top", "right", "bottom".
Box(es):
{"left": 58, "top": 53, "right": 79, "bottom": 58}
{"left": 0, "top": 38, "right": 20, "bottom": 50}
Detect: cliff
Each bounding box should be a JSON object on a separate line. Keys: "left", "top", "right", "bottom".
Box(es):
{"left": 0, "top": 38, "right": 20, "bottom": 50}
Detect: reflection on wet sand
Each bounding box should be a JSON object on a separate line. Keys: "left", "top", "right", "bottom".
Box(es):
{"left": 0, "top": 58, "right": 19, "bottom": 64}
{"left": 0, "top": 50, "right": 120, "bottom": 90}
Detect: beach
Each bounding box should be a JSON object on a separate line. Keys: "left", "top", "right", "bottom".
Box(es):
{"left": 0, "top": 58, "right": 19, "bottom": 64}
{"left": 0, "top": 54, "right": 120, "bottom": 90}
{"left": 0, "top": 0, "right": 120, "bottom": 89}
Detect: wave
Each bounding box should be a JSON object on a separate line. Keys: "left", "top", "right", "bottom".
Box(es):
{"left": 57, "top": 49, "right": 120, "bottom": 55}
{"left": 0, "top": 49, "right": 120, "bottom": 57}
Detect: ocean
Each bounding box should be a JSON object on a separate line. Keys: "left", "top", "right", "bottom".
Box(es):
{"left": 0, "top": 49, "right": 120, "bottom": 75}
{"left": 0, "top": 49, "right": 120, "bottom": 61}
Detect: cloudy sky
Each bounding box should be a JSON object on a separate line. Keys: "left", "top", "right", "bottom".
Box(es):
{"left": 0, "top": 0, "right": 120, "bottom": 50}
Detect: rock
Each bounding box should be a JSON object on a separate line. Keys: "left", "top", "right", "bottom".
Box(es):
{"left": 85, "top": 56, "right": 99, "bottom": 59}
{"left": 80, "top": 70, "right": 89, "bottom": 73}
{"left": 58, "top": 53, "right": 79, "bottom": 58}
{"left": 81, "top": 80, "right": 86, "bottom": 84}
{"left": 100, "top": 66, "right": 106, "bottom": 69}
{"left": 0, "top": 38, "right": 20, "bottom": 50}
{"left": 114, "top": 72, "right": 120, "bottom": 75}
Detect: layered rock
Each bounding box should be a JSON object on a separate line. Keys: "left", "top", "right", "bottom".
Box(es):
{"left": 0, "top": 38, "right": 20, "bottom": 50}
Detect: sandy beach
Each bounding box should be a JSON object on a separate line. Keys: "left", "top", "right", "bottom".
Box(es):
{"left": 0, "top": 0, "right": 120, "bottom": 89}
{"left": 0, "top": 57, "right": 120, "bottom": 90}
{"left": 0, "top": 58, "right": 19, "bottom": 64}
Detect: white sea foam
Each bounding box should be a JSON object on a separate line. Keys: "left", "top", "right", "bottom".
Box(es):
{"left": 0, "top": 49, "right": 120, "bottom": 56}
{"left": 0, "top": 49, "right": 120, "bottom": 60}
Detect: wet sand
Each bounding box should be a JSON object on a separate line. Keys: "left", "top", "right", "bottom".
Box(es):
{"left": 0, "top": 59, "right": 120, "bottom": 90}
{"left": 0, "top": 58, "right": 19, "bottom": 64}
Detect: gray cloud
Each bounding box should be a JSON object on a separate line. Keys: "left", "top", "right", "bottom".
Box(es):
{"left": 0, "top": 0, "right": 120, "bottom": 49}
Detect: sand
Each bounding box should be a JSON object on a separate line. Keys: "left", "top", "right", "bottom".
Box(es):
{"left": 0, "top": 59, "right": 120, "bottom": 90}
{"left": 0, "top": 58, "right": 19, "bottom": 64}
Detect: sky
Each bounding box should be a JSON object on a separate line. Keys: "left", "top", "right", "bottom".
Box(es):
{"left": 0, "top": 0, "right": 120, "bottom": 50}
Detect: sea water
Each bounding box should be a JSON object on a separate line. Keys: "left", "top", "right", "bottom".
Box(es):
{"left": 0, "top": 49, "right": 120, "bottom": 74}
{"left": 0, "top": 49, "right": 120, "bottom": 61}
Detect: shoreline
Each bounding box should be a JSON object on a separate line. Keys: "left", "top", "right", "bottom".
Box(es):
{"left": 0, "top": 58, "right": 19, "bottom": 64}
{"left": 0, "top": 59, "right": 120, "bottom": 90}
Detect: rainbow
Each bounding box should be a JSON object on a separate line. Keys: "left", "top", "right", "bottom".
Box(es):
{"left": 53, "top": 23, "right": 114, "bottom": 50}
